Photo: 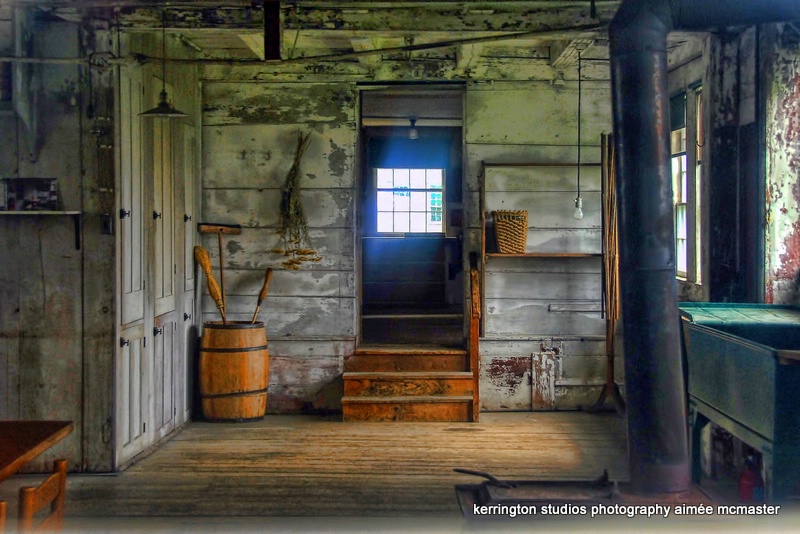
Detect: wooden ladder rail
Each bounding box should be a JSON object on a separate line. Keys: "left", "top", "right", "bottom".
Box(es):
{"left": 470, "top": 267, "right": 481, "bottom": 422}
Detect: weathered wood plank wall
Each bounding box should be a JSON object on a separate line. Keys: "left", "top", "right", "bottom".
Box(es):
{"left": 0, "top": 19, "right": 93, "bottom": 470}
{"left": 465, "top": 80, "right": 612, "bottom": 411}
{"left": 199, "top": 46, "right": 613, "bottom": 412}
{"left": 201, "top": 82, "right": 357, "bottom": 413}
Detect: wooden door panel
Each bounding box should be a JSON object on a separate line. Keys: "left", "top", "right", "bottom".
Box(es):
{"left": 180, "top": 296, "right": 195, "bottom": 424}
{"left": 120, "top": 71, "right": 145, "bottom": 325}
{"left": 182, "top": 127, "right": 196, "bottom": 293}
{"left": 152, "top": 313, "right": 176, "bottom": 439}
{"left": 154, "top": 118, "right": 176, "bottom": 318}
{"left": 116, "top": 323, "right": 148, "bottom": 463}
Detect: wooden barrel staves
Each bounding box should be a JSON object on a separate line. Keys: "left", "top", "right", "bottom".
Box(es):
{"left": 200, "top": 321, "right": 269, "bottom": 422}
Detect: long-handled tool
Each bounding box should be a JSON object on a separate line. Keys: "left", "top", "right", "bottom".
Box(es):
{"left": 251, "top": 268, "right": 273, "bottom": 324}
{"left": 194, "top": 246, "right": 225, "bottom": 323}
{"left": 198, "top": 223, "right": 242, "bottom": 323}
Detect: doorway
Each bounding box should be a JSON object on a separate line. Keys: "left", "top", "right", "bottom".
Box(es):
{"left": 359, "top": 88, "right": 464, "bottom": 347}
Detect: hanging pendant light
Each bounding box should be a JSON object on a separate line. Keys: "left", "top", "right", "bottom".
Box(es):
{"left": 573, "top": 51, "right": 584, "bottom": 220}
{"left": 140, "top": 10, "right": 187, "bottom": 119}
{"left": 408, "top": 117, "right": 419, "bottom": 140}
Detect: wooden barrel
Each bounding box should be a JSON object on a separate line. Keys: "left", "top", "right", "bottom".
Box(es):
{"left": 200, "top": 321, "right": 269, "bottom": 422}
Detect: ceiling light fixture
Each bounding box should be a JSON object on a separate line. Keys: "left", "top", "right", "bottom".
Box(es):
{"left": 573, "top": 51, "right": 584, "bottom": 220}
{"left": 140, "top": 10, "right": 187, "bottom": 119}
{"left": 408, "top": 118, "right": 419, "bottom": 140}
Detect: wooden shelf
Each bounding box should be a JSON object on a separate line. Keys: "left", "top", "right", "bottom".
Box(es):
{"left": 479, "top": 160, "right": 607, "bottom": 337}
{"left": 0, "top": 210, "right": 80, "bottom": 216}
{"left": 0, "top": 211, "right": 82, "bottom": 249}
{"left": 479, "top": 162, "right": 601, "bottom": 168}
{"left": 485, "top": 252, "right": 602, "bottom": 258}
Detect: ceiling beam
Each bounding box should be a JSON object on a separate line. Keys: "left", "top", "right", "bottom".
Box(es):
{"left": 108, "top": 1, "right": 618, "bottom": 32}
{"left": 550, "top": 37, "right": 594, "bottom": 69}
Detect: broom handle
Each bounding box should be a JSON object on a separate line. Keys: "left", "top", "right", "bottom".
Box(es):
{"left": 252, "top": 268, "right": 274, "bottom": 323}
{"left": 194, "top": 246, "right": 225, "bottom": 322}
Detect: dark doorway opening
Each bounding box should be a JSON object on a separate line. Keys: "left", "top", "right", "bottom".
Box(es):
{"left": 360, "top": 126, "right": 463, "bottom": 346}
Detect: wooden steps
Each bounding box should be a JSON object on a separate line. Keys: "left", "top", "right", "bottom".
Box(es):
{"left": 342, "top": 347, "right": 475, "bottom": 422}
{"left": 344, "top": 372, "right": 473, "bottom": 397}
{"left": 344, "top": 347, "right": 469, "bottom": 372}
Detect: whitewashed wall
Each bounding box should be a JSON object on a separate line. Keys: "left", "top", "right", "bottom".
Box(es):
{"left": 200, "top": 50, "right": 613, "bottom": 413}
{"left": 465, "top": 80, "right": 613, "bottom": 411}
{"left": 201, "top": 82, "right": 357, "bottom": 413}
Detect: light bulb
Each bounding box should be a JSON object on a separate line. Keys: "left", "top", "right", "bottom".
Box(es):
{"left": 573, "top": 197, "right": 584, "bottom": 220}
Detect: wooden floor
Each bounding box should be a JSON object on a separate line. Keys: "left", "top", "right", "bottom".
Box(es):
{"left": 3, "top": 412, "right": 799, "bottom": 531}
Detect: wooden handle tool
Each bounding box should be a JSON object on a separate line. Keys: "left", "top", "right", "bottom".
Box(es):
{"left": 198, "top": 223, "right": 242, "bottom": 324}
{"left": 251, "top": 268, "right": 274, "bottom": 324}
{"left": 194, "top": 246, "right": 226, "bottom": 323}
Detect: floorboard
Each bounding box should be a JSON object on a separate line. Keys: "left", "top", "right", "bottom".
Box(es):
{"left": 3, "top": 412, "right": 798, "bottom": 531}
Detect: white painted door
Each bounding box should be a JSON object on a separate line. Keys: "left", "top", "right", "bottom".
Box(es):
{"left": 116, "top": 68, "right": 150, "bottom": 464}
{"left": 116, "top": 71, "right": 191, "bottom": 464}
{"left": 179, "top": 125, "right": 198, "bottom": 423}
{"left": 119, "top": 70, "right": 145, "bottom": 326}
{"left": 150, "top": 113, "right": 180, "bottom": 440}
{"left": 153, "top": 118, "right": 176, "bottom": 319}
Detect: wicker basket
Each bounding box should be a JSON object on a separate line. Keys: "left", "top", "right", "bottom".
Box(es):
{"left": 493, "top": 210, "right": 528, "bottom": 254}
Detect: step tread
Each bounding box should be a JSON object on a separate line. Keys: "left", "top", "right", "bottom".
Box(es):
{"left": 354, "top": 347, "right": 467, "bottom": 356}
{"left": 343, "top": 371, "right": 473, "bottom": 380}
{"left": 342, "top": 395, "right": 473, "bottom": 404}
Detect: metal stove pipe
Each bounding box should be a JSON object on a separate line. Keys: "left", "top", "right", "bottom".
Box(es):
{"left": 609, "top": 0, "right": 800, "bottom": 494}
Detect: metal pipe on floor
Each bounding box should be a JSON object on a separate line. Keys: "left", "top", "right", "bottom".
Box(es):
{"left": 609, "top": 0, "right": 800, "bottom": 495}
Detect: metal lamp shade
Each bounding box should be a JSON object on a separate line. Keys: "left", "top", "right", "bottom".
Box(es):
{"left": 140, "top": 90, "right": 187, "bottom": 118}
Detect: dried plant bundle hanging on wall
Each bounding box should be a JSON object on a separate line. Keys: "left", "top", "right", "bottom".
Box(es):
{"left": 272, "top": 130, "right": 322, "bottom": 270}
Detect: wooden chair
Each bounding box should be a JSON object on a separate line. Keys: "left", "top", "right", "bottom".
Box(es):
{"left": 17, "top": 459, "right": 68, "bottom": 532}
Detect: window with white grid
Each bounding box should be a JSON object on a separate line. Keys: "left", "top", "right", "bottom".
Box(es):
{"left": 375, "top": 168, "right": 444, "bottom": 233}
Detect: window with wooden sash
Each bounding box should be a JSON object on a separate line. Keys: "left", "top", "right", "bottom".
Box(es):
{"left": 670, "top": 87, "right": 703, "bottom": 283}
{"left": 375, "top": 168, "right": 444, "bottom": 233}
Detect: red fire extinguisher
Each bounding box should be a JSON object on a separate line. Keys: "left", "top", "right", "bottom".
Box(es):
{"left": 738, "top": 454, "right": 765, "bottom": 502}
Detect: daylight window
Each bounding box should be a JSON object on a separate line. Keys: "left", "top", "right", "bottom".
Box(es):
{"left": 670, "top": 87, "right": 703, "bottom": 283}
{"left": 376, "top": 168, "right": 444, "bottom": 233}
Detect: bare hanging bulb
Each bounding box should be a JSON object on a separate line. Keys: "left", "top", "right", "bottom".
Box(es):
{"left": 408, "top": 118, "right": 419, "bottom": 140}
{"left": 574, "top": 197, "right": 584, "bottom": 220}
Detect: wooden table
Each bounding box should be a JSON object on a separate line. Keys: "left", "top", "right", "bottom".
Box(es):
{"left": 0, "top": 421, "right": 74, "bottom": 483}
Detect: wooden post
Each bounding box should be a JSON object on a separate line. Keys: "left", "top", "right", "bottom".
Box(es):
{"left": 470, "top": 267, "right": 481, "bottom": 422}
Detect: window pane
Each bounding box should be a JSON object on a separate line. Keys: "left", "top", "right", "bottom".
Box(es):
{"left": 394, "top": 190, "right": 410, "bottom": 211}
{"left": 410, "top": 191, "right": 426, "bottom": 211}
{"left": 377, "top": 169, "right": 393, "bottom": 189}
{"left": 410, "top": 212, "right": 426, "bottom": 232}
{"left": 410, "top": 169, "right": 426, "bottom": 189}
{"left": 676, "top": 205, "right": 687, "bottom": 239}
{"left": 428, "top": 192, "right": 442, "bottom": 214}
{"left": 377, "top": 191, "right": 393, "bottom": 211}
{"left": 426, "top": 169, "right": 443, "bottom": 189}
{"left": 677, "top": 239, "right": 687, "bottom": 274}
{"left": 377, "top": 212, "right": 393, "bottom": 232}
{"left": 393, "top": 169, "right": 410, "bottom": 189}
{"left": 680, "top": 155, "right": 688, "bottom": 201}
{"left": 374, "top": 167, "right": 445, "bottom": 234}
{"left": 394, "top": 212, "right": 409, "bottom": 232}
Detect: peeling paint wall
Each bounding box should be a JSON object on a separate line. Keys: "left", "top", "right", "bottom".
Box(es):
{"left": 201, "top": 80, "right": 357, "bottom": 413}
{"left": 466, "top": 76, "right": 612, "bottom": 411}
{"left": 200, "top": 35, "right": 613, "bottom": 412}
{"left": 765, "top": 24, "right": 800, "bottom": 304}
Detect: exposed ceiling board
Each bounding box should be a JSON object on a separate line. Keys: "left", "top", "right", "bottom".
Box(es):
{"left": 238, "top": 32, "right": 265, "bottom": 60}
{"left": 550, "top": 38, "right": 594, "bottom": 69}
{"left": 106, "top": 1, "right": 619, "bottom": 71}
{"left": 667, "top": 32, "right": 707, "bottom": 68}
